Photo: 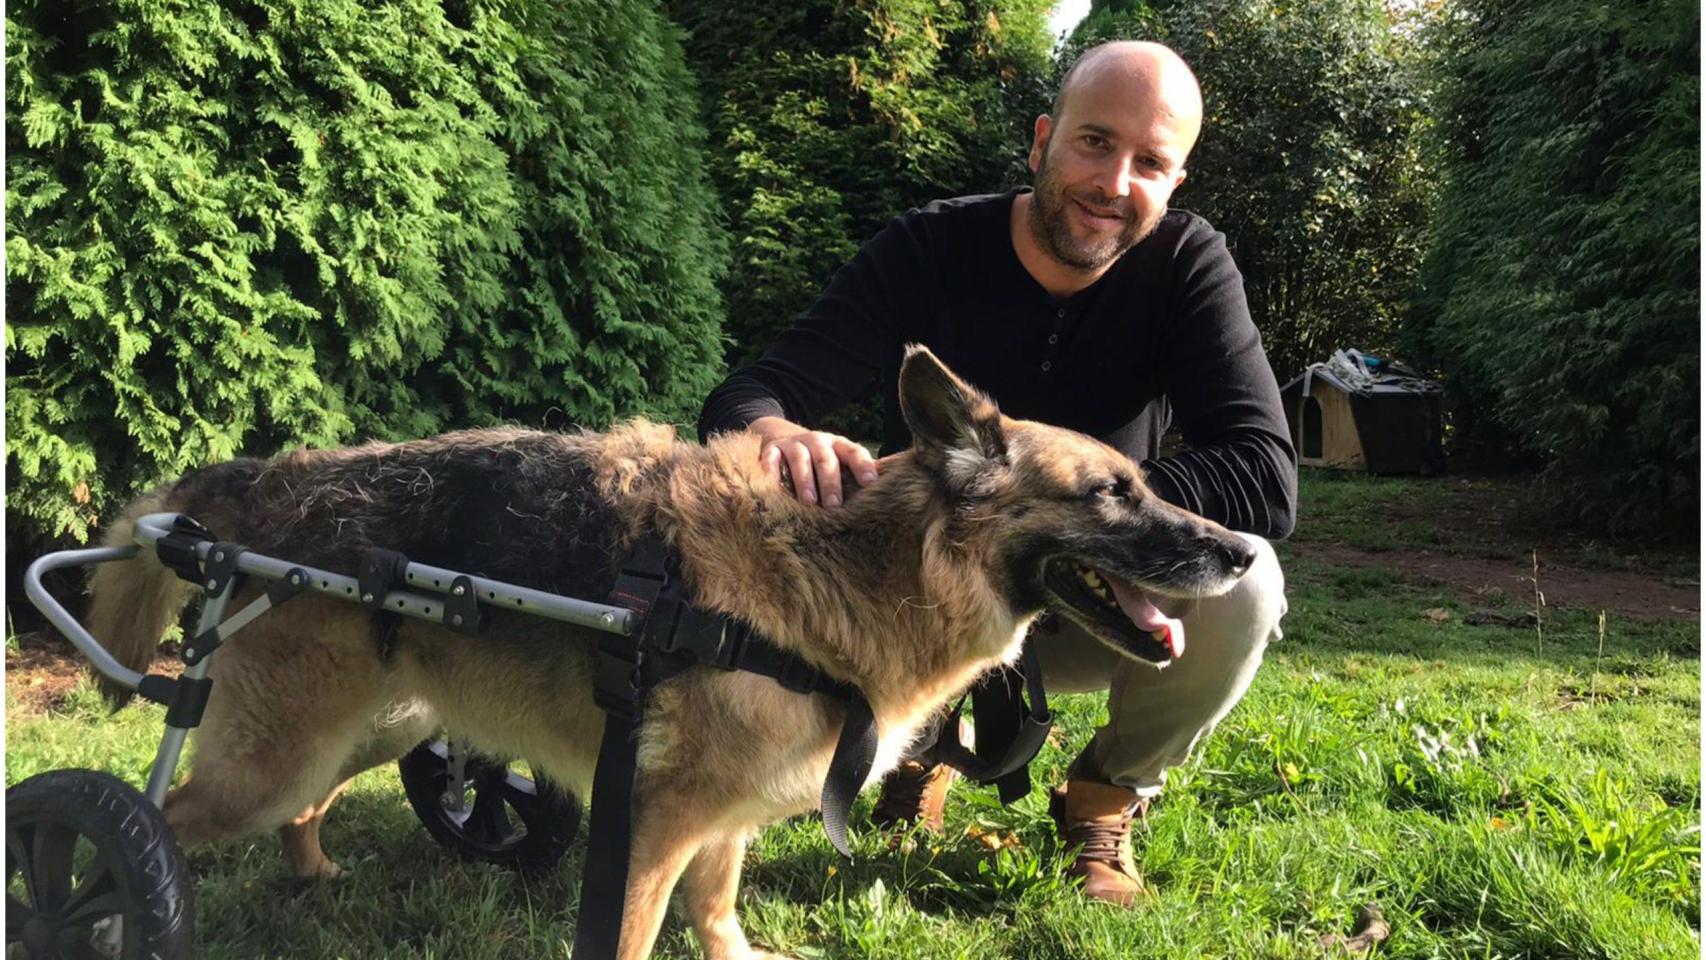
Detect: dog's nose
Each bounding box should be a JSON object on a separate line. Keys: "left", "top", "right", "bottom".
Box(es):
{"left": 1218, "top": 537, "right": 1257, "bottom": 578}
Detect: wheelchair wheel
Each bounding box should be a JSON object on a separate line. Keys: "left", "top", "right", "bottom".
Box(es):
{"left": 6, "top": 769, "right": 194, "bottom": 960}
{"left": 398, "top": 739, "right": 579, "bottom": 876}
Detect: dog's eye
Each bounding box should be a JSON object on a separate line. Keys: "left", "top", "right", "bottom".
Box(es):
{"left": 1087, "top": 478, "right": 1128, "bottom": 500}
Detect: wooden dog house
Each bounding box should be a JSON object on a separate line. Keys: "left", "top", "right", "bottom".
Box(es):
{"left": 1280, "top": 350, "right": 1444, "bottom": 474}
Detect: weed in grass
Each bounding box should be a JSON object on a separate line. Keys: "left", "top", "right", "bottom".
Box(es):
{"left": 1526, "top": 769, "right": 1701, "bottom": 913}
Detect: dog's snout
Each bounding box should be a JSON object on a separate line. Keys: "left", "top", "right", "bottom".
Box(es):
{"left": 1213, "top": 536, "right": 1257, "bottom": 579}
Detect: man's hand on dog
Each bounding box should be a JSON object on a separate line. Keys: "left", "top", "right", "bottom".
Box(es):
{"left": 751, "top": 416, "right": 879, "bottom": 507}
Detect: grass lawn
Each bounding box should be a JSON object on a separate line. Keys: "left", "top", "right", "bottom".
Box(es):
{"left": 6, "top": 469, "right": 1700, "bottom": 958}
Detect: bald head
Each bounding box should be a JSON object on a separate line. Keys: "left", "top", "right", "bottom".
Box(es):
{"left": 1052, "top": 41, "right": 1203, "bottom": 161}
{"left": 1016, "top": 41, "right": 1204, "bottom": 288}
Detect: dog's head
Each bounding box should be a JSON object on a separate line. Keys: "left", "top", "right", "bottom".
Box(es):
{"left": 899, "top": 345, "right": 1256, "bottom": 664}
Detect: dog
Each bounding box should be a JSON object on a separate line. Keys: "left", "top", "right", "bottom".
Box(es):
{"left": 88, "top": 345, "right": 1255, "bottom": 960}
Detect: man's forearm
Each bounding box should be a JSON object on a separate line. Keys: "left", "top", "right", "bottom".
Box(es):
{"left": 1142, "top": 432, "right": 1297, "bottom": 540}
{"left": 696, "top": 374, "right": 790, "bottom": 442}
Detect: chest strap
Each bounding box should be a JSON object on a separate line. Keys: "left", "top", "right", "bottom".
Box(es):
{"left": 572, "top": 536, "right": 876, "bottom": 960}
{"left": 928, "top": 636, "right": 1053, "bottom": 804}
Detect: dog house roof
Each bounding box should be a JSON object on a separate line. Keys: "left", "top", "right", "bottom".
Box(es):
{"left": 1282, "top": 349, "right": 1441, "bottom": 398}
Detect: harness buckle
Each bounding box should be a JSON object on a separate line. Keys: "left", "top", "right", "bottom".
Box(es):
{"left": 154, "top": 515, "right": 215, "bottom": 585}
{"left": 770, "top": 653, "right": 824, "bottom": 694}
{"left": 592, "top": 634, "right": 643, "bottom": 720}
{"left": 708, "top": 618, "right": 751, "bottom": 671}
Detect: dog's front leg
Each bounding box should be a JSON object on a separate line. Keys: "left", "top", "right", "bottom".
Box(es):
{"left": 682, "top": 830, "right": 793, "bottom": 960}
{"left": 617, "top": 798, "right": 709, "bottom": 960}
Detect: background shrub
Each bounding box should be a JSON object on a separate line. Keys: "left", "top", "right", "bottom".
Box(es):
{"left": 1407, "top": 0, "right": 1699, "bottom": 536}
{"left": 6, "top": 0, "right": 728, "bottom": 552}
{"left": 664, "top": 0, "right": 1054, "bottom": 436}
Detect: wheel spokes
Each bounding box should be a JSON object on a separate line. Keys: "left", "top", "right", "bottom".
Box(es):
{"left": 6, "top": 892, "right": 36, "bottom": 939}
{"left": 56, "top": 923, "right": 117, "bottom": 960}
{"left": 463, "top": 787, "right": 516, "bottom": 846}
{"left": 59, "top": 860, "right": 123, "bottom": 929}
{"left": 19, "top": 821, "right": 77, "bottom": 911}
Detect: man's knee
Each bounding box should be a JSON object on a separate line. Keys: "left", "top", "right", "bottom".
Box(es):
{"left": 1214, "top": 533, "right": 1286, "bottom": 635}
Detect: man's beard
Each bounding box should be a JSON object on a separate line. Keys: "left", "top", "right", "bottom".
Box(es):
{"left": 1027, "top": 148, "right": 1164, "bottom": 272}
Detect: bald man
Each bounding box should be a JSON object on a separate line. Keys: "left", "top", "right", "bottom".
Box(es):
{"left": 699, "top": 41, "right": 1294, "bottom": 906}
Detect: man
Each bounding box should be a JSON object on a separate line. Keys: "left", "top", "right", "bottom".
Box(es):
{"left": 697, "top": 40, "right": 1294, "bottom": 906}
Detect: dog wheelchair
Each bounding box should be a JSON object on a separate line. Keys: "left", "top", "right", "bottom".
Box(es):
{"left": 10, "top": 512, "right": 633, "bottom": 959}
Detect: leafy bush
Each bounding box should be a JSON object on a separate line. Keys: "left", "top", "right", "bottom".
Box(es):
{"left": 665, "top": 0, "right": 1055, "bottom": 384}
{"left": 6, "top": 0, "right": 728, "bottom": 548}
{"left": 1067, "top": 0, "right": 1436, "bottom": 378}
{"left": 1408, "top": 0, "right": 1699, "bottom": 536}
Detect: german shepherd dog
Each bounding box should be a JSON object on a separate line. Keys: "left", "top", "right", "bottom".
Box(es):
{"left": 89, "top": 346, "right": 1255, "bottom": 960}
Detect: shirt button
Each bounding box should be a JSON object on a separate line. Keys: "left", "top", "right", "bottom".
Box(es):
{"left": 1057, "top": 308, "right": 1066, "bottom": 319}
{"left": 1047, "top": 334, "right": 1058, "bottom": 345}
{"left": 1041, "top": 361, "right": 1052, "bottom": 372}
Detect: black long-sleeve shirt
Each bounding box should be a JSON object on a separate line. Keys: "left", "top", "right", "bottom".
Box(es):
{"left": 698, "top": 189, "right": 1297, "bottom": 539}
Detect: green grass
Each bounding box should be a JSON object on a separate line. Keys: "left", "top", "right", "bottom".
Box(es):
{"left": 7, "top": 473, "right": 1699, "bottom": 959}
{"left": 1289, "top": 468, "right": 1698, "bottom": 580}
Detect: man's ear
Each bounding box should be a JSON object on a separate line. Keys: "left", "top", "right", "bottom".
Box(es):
{"left": 1029, "top": 114, "right": 1052, "bottom": 173}
{"left": 898, "top": 344, "right": 1006, "bottom": 489}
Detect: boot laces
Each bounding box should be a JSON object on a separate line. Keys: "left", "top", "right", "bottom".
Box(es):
{"left": 1063, "top": 816, "right": 1134, "bottom": 865}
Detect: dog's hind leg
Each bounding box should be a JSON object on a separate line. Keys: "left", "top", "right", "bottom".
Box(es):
{"left": 683, "top": 830, "right": 792, "bottom": 960}
{"left": 278, "top": 702, "right": 437, "bottom": 878}
{"left": 163, "top": 602, "right": 401, "bottom": 876}
{"left": 279, "top": 779, "right": 354, "bottom": 879}
{"left": 165, "top": 718, "right": 377, "bottom": 878}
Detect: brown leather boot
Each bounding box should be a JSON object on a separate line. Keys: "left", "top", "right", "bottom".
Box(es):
{"left": 870, "top": 718, "right": 969, "bottom": 832}
{"left": 1048, "top": 778, "right": 1149, "bottom": 906}
{"left": 870, "top": 759, "right": 960, "bottom": 832}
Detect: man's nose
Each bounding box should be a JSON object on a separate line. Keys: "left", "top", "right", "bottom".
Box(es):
{"left": 1093, "top": 156, "right": 1135, "bottom": 199}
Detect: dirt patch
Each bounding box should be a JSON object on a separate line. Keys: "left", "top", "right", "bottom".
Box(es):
{"left": 1288, "top": 540, "right": 1699, "bottom": 621}
{"left": 6, "top": 633, "right": 182, "bottom": 714}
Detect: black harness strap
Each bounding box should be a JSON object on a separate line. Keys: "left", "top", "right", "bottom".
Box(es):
{"left": 575, "top": 539, "right": 670, "bottom": 960}
{"left": 571, "top": 536, "right": 877, "bottom": 960}
{"left": 359, "top": 548, "right": 414, "bottom": 659}
{"left": 930, "top": 636, "right": 1053, "bottom": 804}
{"left": 821, "top": 693, "right": 879, "bottom": 855}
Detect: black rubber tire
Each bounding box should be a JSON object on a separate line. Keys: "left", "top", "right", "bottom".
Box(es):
{"left": 5, "top": 769, "right": 194, "bottom": 960}
{"left": 398, "top": 740, "right": 580, "bottom": 876}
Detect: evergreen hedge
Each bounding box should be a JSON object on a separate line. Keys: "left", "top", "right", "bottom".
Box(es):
{"left": 1411, "top": 0, "right": 1699, "bottom": 536}
{"left": 6, "top": 0, "right": 728, "bottom": 549}
{"left": 665, "top": 0, "right": 1055, "bottom": 389}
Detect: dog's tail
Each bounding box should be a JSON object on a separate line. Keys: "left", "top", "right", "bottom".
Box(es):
{"left": 86, "top": 488, "right": 200, "bottom": 711}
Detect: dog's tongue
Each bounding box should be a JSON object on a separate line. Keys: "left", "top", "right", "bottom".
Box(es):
{"left": 1106, "top": 574, "right": 1186, "bottom": 658}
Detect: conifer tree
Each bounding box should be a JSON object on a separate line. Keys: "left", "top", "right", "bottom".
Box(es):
{"left": 1412, "top": 0, "right": 1698, "bottom": 535}
{"left": 666, "top": 0, "right": 1055, "bottom": 386}
{"left": 7, "top": 0, "right": 729, "bottom": 550}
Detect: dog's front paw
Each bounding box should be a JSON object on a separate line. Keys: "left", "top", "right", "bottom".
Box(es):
{"left": 288, "top": 857, "right": 345, "bottom": 881}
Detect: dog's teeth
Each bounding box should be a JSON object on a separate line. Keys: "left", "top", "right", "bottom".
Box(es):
{"left": 1077, "top": 567, "right": 1120, "bottom": 606}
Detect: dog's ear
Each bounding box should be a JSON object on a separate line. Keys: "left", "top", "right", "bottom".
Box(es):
{"left": 899, "top": 344, "right": 1006, "bottom": 489}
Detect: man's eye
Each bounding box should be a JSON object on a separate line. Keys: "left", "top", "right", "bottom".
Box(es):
{"left": 1082, "top": 135, "right": 1107, "bottom": 150}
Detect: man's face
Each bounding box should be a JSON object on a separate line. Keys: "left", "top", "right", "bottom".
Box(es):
{"left": 1026, "top": 72, "right": 1194, "bottom": 273}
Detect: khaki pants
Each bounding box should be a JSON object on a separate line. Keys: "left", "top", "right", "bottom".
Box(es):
{"left": 1034, "top": 533, "right": 1287, "bottom": 797}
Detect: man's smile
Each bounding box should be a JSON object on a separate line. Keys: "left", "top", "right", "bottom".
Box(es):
{"left": 1072, "top": 197, "right": 1127, "bottom": 231}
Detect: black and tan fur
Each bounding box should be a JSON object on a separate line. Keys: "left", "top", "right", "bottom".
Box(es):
{"left": 88, "top": 347, "right": 1253, "bottom": 960}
